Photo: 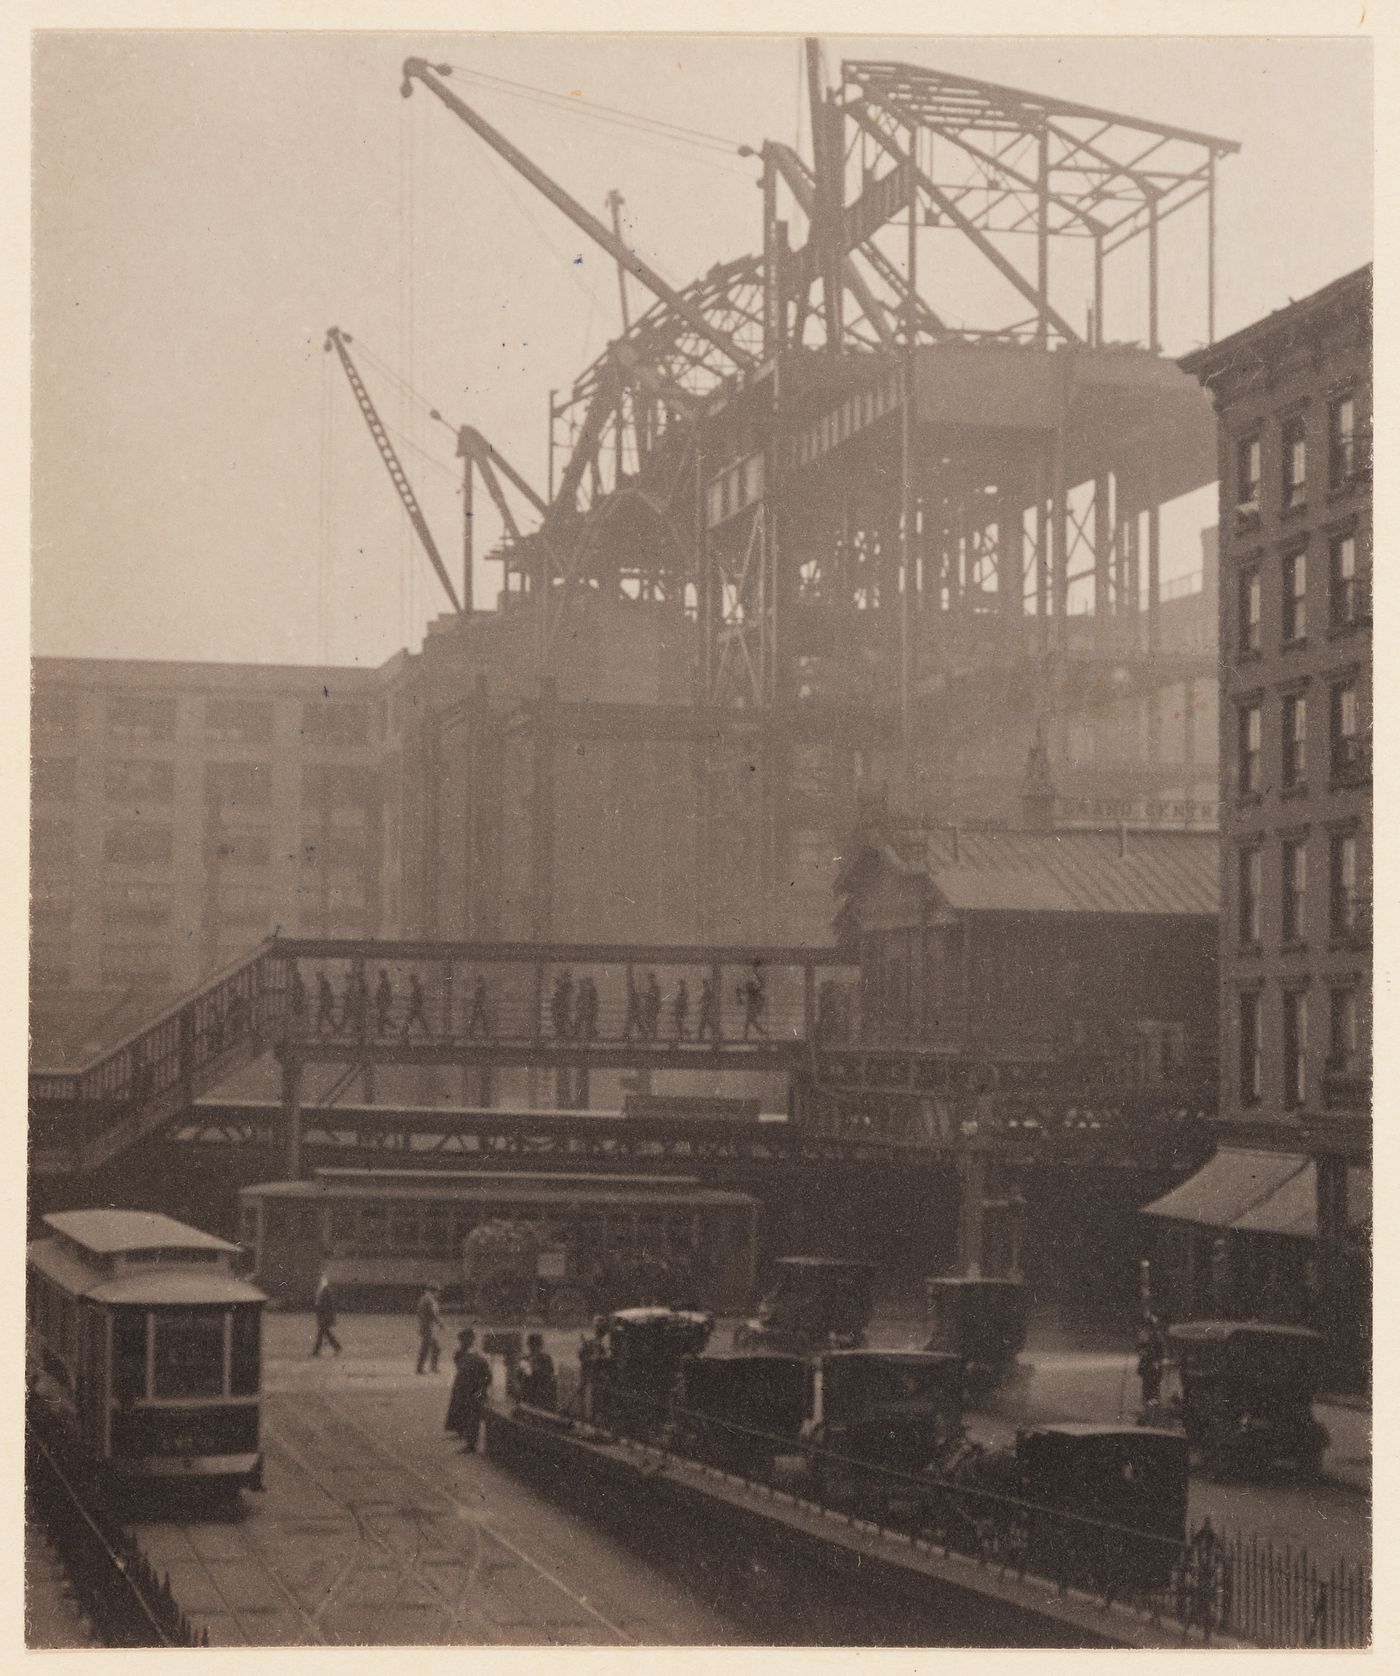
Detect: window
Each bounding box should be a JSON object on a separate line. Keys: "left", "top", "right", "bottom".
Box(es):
{"left": 1239, "top": 991, "right": 1261, "bottom": 1106}
{"left": 1330, "top": 831, "right": 1359, "bottom": 938}
{"left": 1236, "top": 433, "right": 1261, "bottom": 510}
{"left": 1329, "top": 392, "right": 1366, "bottom": 486}
{"left": 1282, "top": 694, "right": 1306, "bottom": 788}
{"left": 231, "top": 1305, "right": 261, "bottom": 1397}
{"left": 301, "top": 700, "right": 370, "bottom": 747}
{"left": 1282, "top": 413, "right": 1307, "bottom": 509}
{"left": 153, "top": 1308, "right": 226, "bottom": 1399}
{"left": 1282, "top": 549, "right": 1307, "bottom": 642}
{"left": 1238, "top": 703, "right": 1262, "bottom": 797}
{"left": 205, "top": 696, "right": 273, "bottom": 744}
{"left": 106, "top": 694, "right": 177, "bottom": 740}
{"left": 1283, "top": 990, "right": 1308, "bottom": 1109}
{"left": 1239, "top": 568, "right": 1261, "bottom": 654}
{"left": 1282, "top": 839, "right": 1307, "bottom": 944}
{"left": 113, "top": 1309, "right": 148, "bottom": 1403}
{"left": 206, "top": 761, "right": 272, "bottom": 808}
{"left": 212, "top": 830, "right": 271, "bottom": 868}
{"left": 1330, "top": 681, "right": 1366, "bottom": 780}
{"left": 1329, "top": 533, "right": 1366, "bottom": 628}
{"left": 102, "top": 823, "right": 173, "bottom": 867}
{"left": 105, "top": 760, "right": 174, "bottom": 803}
{"left": 1239, "top": 846, "right": 1261, "bottom": 946}
{"left": 1329, "top": 987, "right": 1359, "bottom": 1070}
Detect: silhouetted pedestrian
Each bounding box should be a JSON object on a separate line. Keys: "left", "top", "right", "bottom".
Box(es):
{"left": 416, "top": 1282, "right": 444, "bottom": 1374}
{"left": 289, "top": 968, "right": 308, "bottom": 1032}
{"left": 739, "top": 962, "right": 767, "bottom": 1040}
{"left": 445, "top": 1328, "right": 492, "bottom": 1453}
{"left": 375, "top": 968, "right": 394, "bottom": 1036}
{"left": 697, "top": 976, "right": 720, "bottom": 1043}
{"left": 624, "top": 971, "right": 646, "bottom": 1041}
{"left": 511, "top": 1332, "right": 558, "bottom": 1411}
{"left": 467, "top": 975, "right": 491, "bottom": 1038}
{"left": 311, "top": 1273, "right": 342, "bottom": 1357}
{"left": 642, "top": 971, "right": 662, "bottom": 1042}
{"left": 316, "top": 973, "right": 337, "bottom": 1035}
{"left": 550, "top": 970, "right": 575, "bottom": 1041}
{"left": 575, "top": 976, "right": 599, "bottom": 1042}
{"left": 403, "top": 971, "right": 430, "bottom": 1038}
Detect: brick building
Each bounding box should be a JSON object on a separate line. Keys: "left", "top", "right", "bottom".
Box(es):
{"left": 1161, "top": 266, "right": 1372, "bottom": 1379}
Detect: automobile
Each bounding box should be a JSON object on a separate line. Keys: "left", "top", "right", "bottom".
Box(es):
{"left": 1165, "top": 1320, "right": 1330, "bottom": 1479}
{"left": 811, "top": 1349, "right": 965, "bottom": 1481}
{"left": 924, "top": 1276, "right": 1029, "bottom": 1394}
{"left": 590, "top": 1306, "right": 713, "bottom": 1438}
{"left": 734, "top": 1257, "right": 876, "bottom": 1354}
{"left": 1018, "top": 1423, "right": 1189, "bottom": 1595}
{"left": 675, "top": 1352, "right": 810, "bottom": 1476}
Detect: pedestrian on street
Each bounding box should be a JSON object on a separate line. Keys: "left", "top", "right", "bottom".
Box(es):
{"left": 1136, "top": 1311, "right": 1166, "bottom": 1409}
{"left": 316, "top": 972, "right": 337, "bottom": 1035}
{"left": 511, "top": 1332, "right": 559, "bottom": 1411}
{"left": 403, "top": 971, "right": 431, "bottom": 1038}
{"left": 672, "top": 980, "right": 689, "bottom": 1042}
{"left": 697, "top": 976, "right": 720, "bottom": 1043}
{"left": 467, "top": 975, "right": 491, "bottom": 1039}
{"left": 311, "top": 1273, "right": 343, "bottom": 1358}
{"left": 416, "top": 1281, "right": 444, "bottom": 1374}
{"left": 578, "top": 1318, "right": 610, "bottom": 1422}
{"left": 445, "top": 1328, "right": 492, "bottom": 1453}
{"left": 375, "top": 968, "right": 394, "bottom": 1036}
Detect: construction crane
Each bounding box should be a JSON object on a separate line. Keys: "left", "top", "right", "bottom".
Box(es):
{"left": 400, "top": 59, "right": 755, "bottom": 378}
{"left": 323, "top": 325, "right": 463, "bottom": 614}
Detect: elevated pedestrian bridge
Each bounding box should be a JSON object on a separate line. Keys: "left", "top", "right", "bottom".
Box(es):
{"left": 30, "top": 935, "right": 1213, "bottom": 1180}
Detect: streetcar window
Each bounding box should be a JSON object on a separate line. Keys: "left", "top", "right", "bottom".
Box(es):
{"left": 152, "top": 1308, "right": 226, "bottom": 1399}
{"left": 113, "top": 1309, "right": 148, "bottom": 1403}
{"left": 231, "top": 1305, "right": 261, "bottom": 1396}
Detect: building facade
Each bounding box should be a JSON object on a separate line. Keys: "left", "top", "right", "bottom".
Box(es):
{"left": 1174, "top": 265, "right": 1371, "bottom": 1378}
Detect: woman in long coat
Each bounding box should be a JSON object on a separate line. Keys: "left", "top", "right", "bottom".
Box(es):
{"left": 445, "top": 1328, "right": 492, "bottom": 1453}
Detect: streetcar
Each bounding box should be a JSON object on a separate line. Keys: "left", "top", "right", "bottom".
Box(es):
{"left": 26, "top": 1209, "right": 266, "bottom": 1488}
{"left": 239, "top": 1169, "right": 760, "bottom": 1317}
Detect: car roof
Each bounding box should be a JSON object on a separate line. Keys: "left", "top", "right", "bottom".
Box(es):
{"left": 1168, "top": 1320, "right": 1323, "bottom": 1344}
{"left": 44, "top": 1209, "right": 237, "bottom": 1256}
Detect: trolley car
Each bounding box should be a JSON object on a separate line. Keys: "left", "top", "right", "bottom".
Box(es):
{"left": 239, "top": 1169, "right": 759, "bottom": 1316}
{"left": 26, "top": 1209, "right": 266, "bottom": 1488}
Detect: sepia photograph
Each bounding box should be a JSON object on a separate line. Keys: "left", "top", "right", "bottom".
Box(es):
{"left": 24, "top": 16, "right": 1374, "bottom": 1654}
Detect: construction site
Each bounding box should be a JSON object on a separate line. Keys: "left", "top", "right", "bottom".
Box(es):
{"left": 316, "top": 49, "right": 1229, "bottom": 953}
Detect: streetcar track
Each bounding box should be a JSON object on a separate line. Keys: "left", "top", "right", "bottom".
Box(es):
{"left": 314, "top": 1390, "right": 638, "bottom": 1643}
{"left": 166, "top": 1516, "right": 328, "bottom": 1649}
{"left": 267, "top": 1400, "right": 483, "bottom": 1642}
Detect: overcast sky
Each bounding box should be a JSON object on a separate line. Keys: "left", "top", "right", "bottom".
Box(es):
{"left": 31, "top": 32, "right": 1372, "bottom": 669}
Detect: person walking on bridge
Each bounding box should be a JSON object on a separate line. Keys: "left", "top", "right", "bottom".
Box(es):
{"left": 375, "top": 968, "right": 394, "bottom": 1036}
{"left": 402, "top": 971, "right": 431, "bottom": 1038}
{"left": 739, "top": 961, "right": 767, "bottom": 1041}
{"left": 445, "top": 1328, "right": 492, "bottom": 1453}
{"left": 697, "top": 976, "right": 720, "bottom": 1044}
{"left": 467, "top": 975, "right": 491, "bottom": 1039}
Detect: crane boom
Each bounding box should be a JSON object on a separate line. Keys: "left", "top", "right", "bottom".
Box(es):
{"left": 400, "top": 59, "right": 755, "bottom": 373}
{"left": 324, "top": 326, "right": 463, "bottom": 613}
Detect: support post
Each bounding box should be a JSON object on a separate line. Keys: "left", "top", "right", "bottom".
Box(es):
{"left": 1148, "top": 196, "right": 1161, "bottom": 354}
{"left": 461, "top": 436, "right": 474, "bottom": 614}
{"left": 1036, "top": 126, "right": 1050, "bottom": 347}
{"left": 281, "top": 1053, "right": 304, "bottom": 1180}
{"left": 1092, "top": 235, "right": 1104, "bottom": 348}
{"left": 1094, "top": 472, "right": 1112, "bottom": 644}
{"left": 957, "top": 1147, "right": 988, "bottom": 1278}
{"left": 1206, "top": 154, "right": 1217, "bottom": 345}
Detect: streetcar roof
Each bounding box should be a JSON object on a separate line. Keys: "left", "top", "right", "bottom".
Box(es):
{"left": 239, "top": 1175, "right": 755, "bottom": 1208}
{"left": 43, "top": 1208, "right": 238, "bottom": 1256}
{"left": 27, "top": 1237, "right": 264, "bottom": 1304}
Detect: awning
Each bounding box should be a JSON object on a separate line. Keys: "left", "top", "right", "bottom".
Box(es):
{"left": 1233, "top": 1163, "right": 1372, "bottom": 1239}
{"left": 1141, "top": 1149, "right": 1307, "bottom": 1228}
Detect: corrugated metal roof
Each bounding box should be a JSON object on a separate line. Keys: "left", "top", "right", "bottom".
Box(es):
{"left": 44, "top": 1209, "right": 237, "bottom": 1256}
{"left": 918, "top": 827, "right": 1218, "bottom": 916}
